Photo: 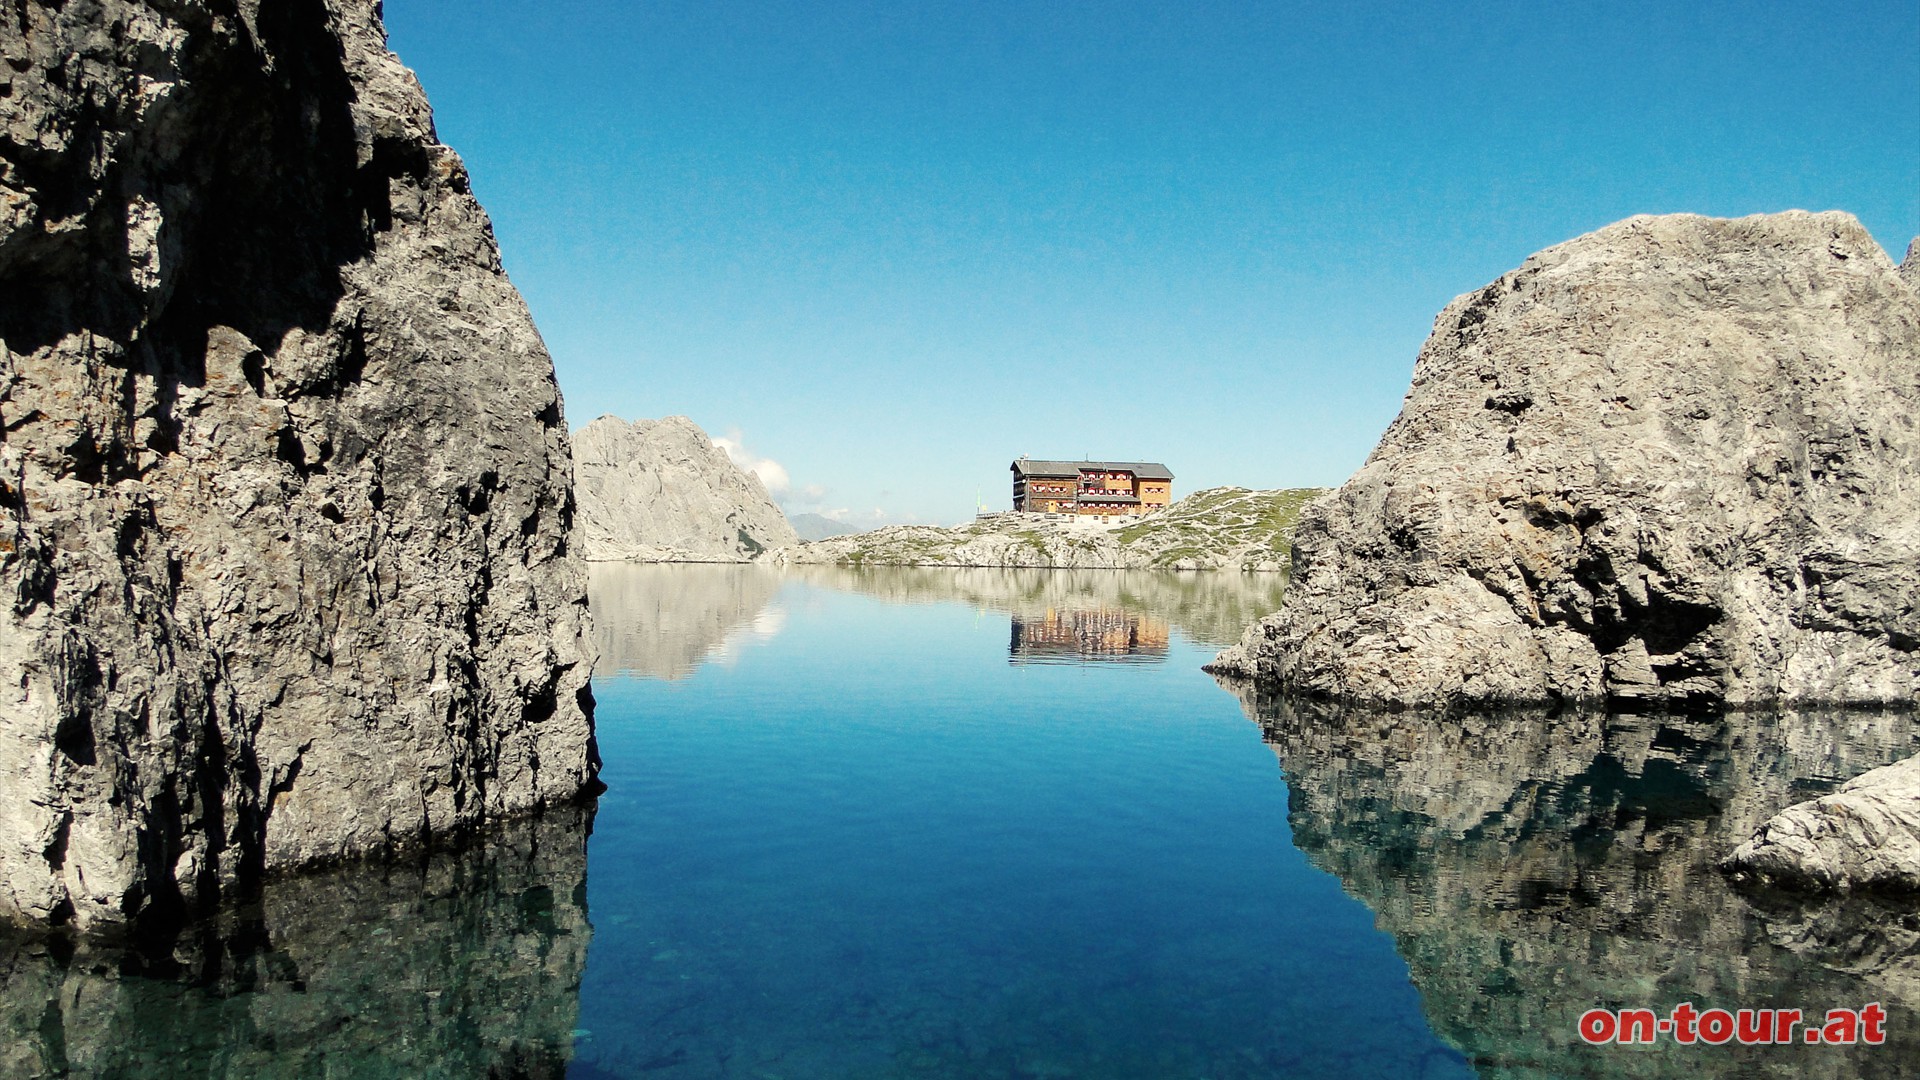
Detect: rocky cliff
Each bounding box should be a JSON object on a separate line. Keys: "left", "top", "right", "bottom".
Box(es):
{"left": 766, "top": 487, "right": 1324, "bottom": 571}
{"left": 0, "top": 1, "right": 596, "bottom": 933}
{"left": 572, "top": 414, "right": 798, "bottom": 562}
{"left": 1213, "top": 212, "right": 1920, "bottom": 708}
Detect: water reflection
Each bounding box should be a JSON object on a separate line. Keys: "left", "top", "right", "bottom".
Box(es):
{"left": 786, "top": 564, "right": 1288, "bottom": 648}
{"left": 1222, "top": 683, "right": 1920, "bottom": 1078}
{"left": 1009, "top": 607, "right": 1171, "bottom": 664}
{"left": 0, "top": 808, "right": 592, "bottom": 1079}
{"left": 588, "top": 563, "right": 784, "bottom": 679}
{"left": 587, "top": 564, "right": 1289, "bottom": 680}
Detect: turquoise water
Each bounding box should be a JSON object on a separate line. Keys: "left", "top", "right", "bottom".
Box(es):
{"left": 4, "top": 564, "right": 1915, "bottom": 1077}
{"left": 573, "top": 566, "right": 1471, "bottom": 1079}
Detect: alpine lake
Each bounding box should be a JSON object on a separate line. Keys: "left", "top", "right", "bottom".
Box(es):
{"left": 3, "top": 564, "right": 1916, "bottom": 1078}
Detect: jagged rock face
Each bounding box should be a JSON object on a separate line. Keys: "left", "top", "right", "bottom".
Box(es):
{"left": 0, "top": 1, "right": 596, "bottom": 932}
{"left": 1226, "top": 687, "right": 1920, "bottom": 1077}
{"left": 1727, "top": 755, "right": 1920, "bottom": 892}
{"left": 1215, "top": 212, "right": 1920, "bottom": 707}
{"left": 572, "top": 414, "right": 798, "bottom": 562}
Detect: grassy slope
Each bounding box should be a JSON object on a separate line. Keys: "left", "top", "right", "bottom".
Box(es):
{"left": 790, "top": 486, "right": 1328, "bottom": 570}
{"left": 1115, "top": 486, "right": 1326, "bottom": 568}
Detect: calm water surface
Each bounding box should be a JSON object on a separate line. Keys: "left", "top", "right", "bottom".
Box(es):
{"left": 3, "top": 564, "right": 1915, "bottom": 1078}
{"left": 577, "top": 565, "right": 1460, "bottom": 1079}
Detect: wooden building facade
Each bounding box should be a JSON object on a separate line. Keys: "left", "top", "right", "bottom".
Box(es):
{"left": 1009, "top": 458, "right": 1175, "bottom": 517}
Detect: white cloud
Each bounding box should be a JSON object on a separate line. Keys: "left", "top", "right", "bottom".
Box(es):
{"left": 710, "top": 429, "right": 790, "bottom": 497}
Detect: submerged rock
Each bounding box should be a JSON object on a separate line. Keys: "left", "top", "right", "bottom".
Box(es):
{"left": 572, "top": 414, "right": 798, "bottom": 562}
{"left": 0, "top": 2, "right": 595, "bottom": 932}
{"left": 1214, "top": 211, "right": 1920, "bottom": 709}
{"left": 1726, "top": 755, "right": 1920, "bottom": 892}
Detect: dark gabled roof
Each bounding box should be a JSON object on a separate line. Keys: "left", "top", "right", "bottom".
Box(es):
{"left": 1011, "top": 458, "right": 1174, "bottom": 480}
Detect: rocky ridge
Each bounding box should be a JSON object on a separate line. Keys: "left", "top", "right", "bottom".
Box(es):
{"left": 0, "top": 1, "right": 596, "bottom": 932}
{"left": 572, "top": 414, "right": 798, "bottom": 562}
{"left": 765, "top": 486, "right": 1324, "bottom": 571}
{"left": 1212, "top": 212, "right": 1920, "bottom": 709}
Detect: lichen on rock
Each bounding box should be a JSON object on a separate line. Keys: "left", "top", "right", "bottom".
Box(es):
{"left": 0, "top": 0, "right": 596, "bottom": 932}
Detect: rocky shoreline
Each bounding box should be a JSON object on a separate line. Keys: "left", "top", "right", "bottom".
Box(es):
{"left": 763, "top": 486, "right": 1325, "bottom": 571}
{"left": 2, "top": 0, "right": 1912, "bottom": 950}
{"left": 1210, "top": 210, "right": 1920, "bottom": 895}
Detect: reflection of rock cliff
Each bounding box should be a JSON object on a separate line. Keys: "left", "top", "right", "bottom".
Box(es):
{"left": 1225, "top": 687, "right": 1920, "bottom": 1077}
{"left": 0, "top": 1, "right": 595, "bottom": 932}
{"left": 788, "top": 564, "right": 1288, "bottom": 647}
{"left": 0, "top": 808, "right": 592, "bottom": 1078}
{"left": 573, "top": 415, "right": 799, "bottom": 562}
{"left": 1216, "top": 213, "right": 1920, "bottom": 709}
{"left": 588, "top": 564, "right": 784, "bottom": 679}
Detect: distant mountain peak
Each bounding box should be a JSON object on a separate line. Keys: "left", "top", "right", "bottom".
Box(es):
{"left": 572, "top": 415, "right": 799, "bottom": 561}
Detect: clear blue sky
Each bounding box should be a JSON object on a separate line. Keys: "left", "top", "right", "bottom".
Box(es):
{"left": 385, "top": 1, "right": 1920, "bottom": 526}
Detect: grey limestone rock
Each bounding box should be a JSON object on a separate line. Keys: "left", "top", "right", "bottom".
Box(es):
{"left": 0, "top": 1, "right": 596, "bottom": 932}
{"left": 1214, "top": 212, "right": 1920, "bottom": 709}
{"left": 1727, "top": 754, "right": 1920, "bottom": 893}
{"left": 572, "top": 413, "right": 799, "bottom": 562}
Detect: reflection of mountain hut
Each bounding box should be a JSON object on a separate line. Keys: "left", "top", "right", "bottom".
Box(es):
{"left": 1010, "top": 458, "right": 1174, "bottom": 517}
{"left": 1009, "top": 607, "right": 1171, "bottom": 664}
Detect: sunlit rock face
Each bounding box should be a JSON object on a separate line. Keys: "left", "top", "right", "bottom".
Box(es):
{"left": 1215, "top": 212, "right": 1920, "bottom": 709}
{"left": 1225, "top": 685, "right": 1920, "bottom": 1078}
{"left": 0, "top": 807, "right": 592, "bottom": 1079}
{"left": 572, "top": 415, "right": 799, "bottom": 563}
{"left": 0, "top": 1, "right": 596, "bottom": 932}
{"left": 1728, "top": 755, "right": 1920, "bottom": 893}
